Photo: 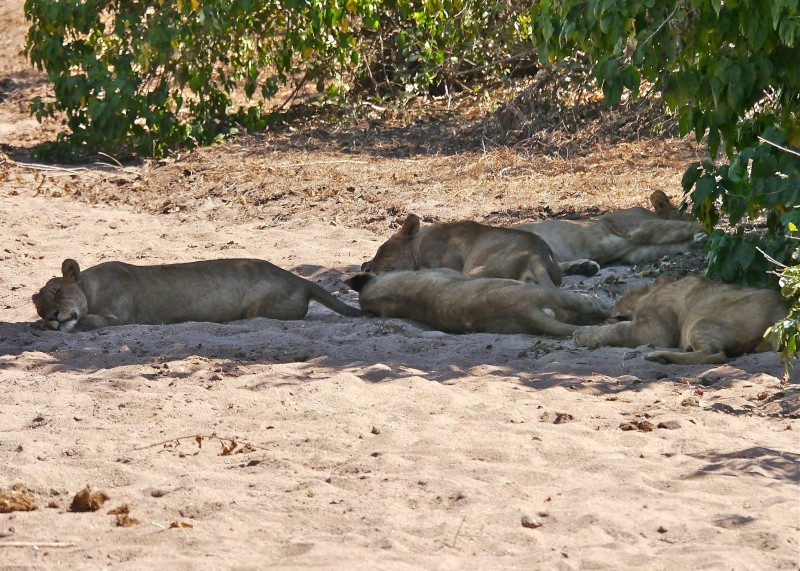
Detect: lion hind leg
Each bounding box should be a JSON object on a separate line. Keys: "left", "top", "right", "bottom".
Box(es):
{"left": 246, "top": 289, "right": 309, "bottom": 320}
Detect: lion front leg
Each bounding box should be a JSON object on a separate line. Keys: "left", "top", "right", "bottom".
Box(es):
{"left": 625, "top": 220, "right": 700, "bottom": 245}
{"left": 69, "top": 314, "right": 125, "bottom": 332}
{"left": 31, "top": 319, "right": 56, "bottom": 331}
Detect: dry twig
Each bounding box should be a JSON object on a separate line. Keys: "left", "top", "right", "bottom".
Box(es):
{"left": 133, "top": 433, "right": 267, "bottom": 452}
{"left": 0, "top": 542, "right": 76, "bottom": 548}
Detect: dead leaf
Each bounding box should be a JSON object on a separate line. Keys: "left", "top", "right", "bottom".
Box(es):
{"left": 553, "top": 412, "right": 574, "bottom": 424}
{"left": 69, "top": 486, "right": 110, "bottom": 512}
{"left": 0, "top": 484, "right": 37, "bottom": 513}
{"left": 115, "top": 513, "right": 140, "bottom": 527}
{"left": 107, "top": 504, "right": 130, "bottom": 515}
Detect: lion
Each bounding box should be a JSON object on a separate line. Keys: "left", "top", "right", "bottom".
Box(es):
{"left": 346, "top": 268, "right": 610, "bottom": 336}
{"left": 513, "top": 191, "right": 704, "bottom": 271}
{"left": 361, "top": 214, "right": 566, "bottom": 288}
{"left": 32, "top": 258, "right": 361, "bottom": 332}
{"left": 573, "top": 274, "right": 789, "bottom": 364}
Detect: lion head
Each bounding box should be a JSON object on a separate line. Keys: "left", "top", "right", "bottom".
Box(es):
{"left": 611, "top": 274, "right": 676, "bottom": 321}
{"left": 31, "top": 259, "right": 88, "bottom": 332}
{"left": 360, "top": 214, "right": 420, "bottom": 273}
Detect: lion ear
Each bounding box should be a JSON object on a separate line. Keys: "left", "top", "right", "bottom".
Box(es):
{"left": 344, "top": 273, "right": 375, "bottom": 293}
{"left": 650, "top": 190, "right": 675, "bottom": 216}
{"left": 399, "top": 214, "right": 420, "bottom": 237}
{"left": 61, "top": 259, "right": 82, "bottom": 284}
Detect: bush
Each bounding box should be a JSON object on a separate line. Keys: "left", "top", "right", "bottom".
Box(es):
{"left": 771, "top": 259, "right": 800, "bottom": 373}
{"left": 530, "top": 0, "right": 799, "bottom": 365}
{"left": 24, "top": 0, "right": 532, "bottom": 158}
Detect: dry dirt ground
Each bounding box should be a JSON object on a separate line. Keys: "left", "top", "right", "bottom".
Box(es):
{"left": 1, "top": 3, "right": 798, "bottom": 570}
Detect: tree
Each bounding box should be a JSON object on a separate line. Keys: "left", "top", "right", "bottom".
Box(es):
{"left": 530, "top": 0, "right": 799, "bottom": 366}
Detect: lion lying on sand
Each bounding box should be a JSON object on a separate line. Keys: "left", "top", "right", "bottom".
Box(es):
{"left": 32, "top": 258, "right": 361, "bottom": 332}
{"left": 573, "top": 274, "right": 789, "bottom": 364}
{"left": 346, "top": 268, "right": 610, "bottom": 336}
{"left": 361, "top": 214, "right": 565, "bottom": 288}
{"left": 513, "top": 191, "right": 703, "bottom": 271}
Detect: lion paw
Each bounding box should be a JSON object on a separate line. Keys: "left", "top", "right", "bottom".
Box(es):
{"left": 573, "top": 328, "right": 597, "bottom": 348}
{"left": 30, "top": 320, "right": 55, "bottom": 331}
{"left": 574, "top": 260, "right": 600, "bottom": 277}
{"left": 562, "top": 259, "right": 600, "bottom": 277}
{"left": 692, "top": 231, "right": 707, "bottom": 244}
{"left": 644, "top": 351, "right": 670, "bottom": 364}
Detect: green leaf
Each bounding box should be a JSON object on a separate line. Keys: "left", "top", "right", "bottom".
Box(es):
{"left": 694, "top": 174, "right": 717, "bottom": 204}
{"left": 619, "top": 65, "right": 640, "bottom": 91}
{"left": 364, "top": 14, "right": 380, "bottom": 30}
{"left": 541, "top": 18, "right": 554, "bottom": 43}
{"left": 681, "top": 162, "right": 703, "bottom": 191}
{"left": 779, "top": 18, "right": 797, "bottom": 46}
{"left": 602, "top": 79, "right": 622, "bottom": 106}
{"left": 708, "top": 127, "right": 721, "bottom": 158}
{"left": 772, "top": 0, "right": 785, "bottom": 30}
{"left": 189, "top": 72, "right": 203, "bottom": 93}
{"left": 737, "top": 241, "right": 756, "bottom": 270}
{"left": 727, "top": 196, "right": 748, "bottom": 226}
{"left": 677, "top": 106, "right": 694, "bottom": 137}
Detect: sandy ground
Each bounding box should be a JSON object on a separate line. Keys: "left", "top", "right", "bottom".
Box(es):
{"left": 0, "top": 188, "right": 798, "bottom": 570}
{"left": 1, "top": 1, "right": 799, "bottom": 568}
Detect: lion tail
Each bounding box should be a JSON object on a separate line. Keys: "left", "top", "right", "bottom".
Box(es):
{"left": 545, "top": 251, "right": 563, "bottom": 287}
{"left": 524, "top": 250, "right": 563, "bottom": 289}
{"left": 308, "top": 282, "right": 363, "bottom": 317}
{"left": 533, "top": 311, "right": 581, "bottom": 337}
{"left": 644, "top": 349, "right": 728, "bottom": 365}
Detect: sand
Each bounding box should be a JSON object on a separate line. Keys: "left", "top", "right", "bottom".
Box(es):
{"left": 0, "top": 189, "right": 797, "bottom": 570}
{"left": 0, "top": 0, "right": 797, "bottom": 564}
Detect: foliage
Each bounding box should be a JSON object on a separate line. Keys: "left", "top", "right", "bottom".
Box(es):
{"left": 530, "top": 0, "right": 799, "bottom": 362}
{"left": 352, "top": 1, "right": 532, "bottom": 97}
{"left": 769, "top": 250, "right": 800, "bottom": 372}
{"left": 24, "top": 0, "right": 531, "bottom": 159}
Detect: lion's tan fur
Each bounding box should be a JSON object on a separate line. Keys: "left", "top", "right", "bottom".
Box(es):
{"left": 513, "top": 191, "right": 702, "bottom": 267}
{"left": 32, "top": 258, "right": 360, "bottom": 332}
{"left": 573, "top": 274, "right": 789, "bottom": 364}
{"left": 346, "top": 269, "right": 610, "bottom": 336}
{"left": 361, "top": 214, "right": 563, "bottom": 288}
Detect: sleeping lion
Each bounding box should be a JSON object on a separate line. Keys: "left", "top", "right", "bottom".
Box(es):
{"left": 513, "top": 191, "right": 703, "bottom": 270}
{"left": 573, "top": 274, "right": 789, "bottom": 364}
{"left": 360, "top": 214, "right": 564, "bottom": 288}
{"left": 32, "top": 258, "right": 361, "bottom": 332}
{"left": 346, "top": 268, "right": 610, "bottom": 336}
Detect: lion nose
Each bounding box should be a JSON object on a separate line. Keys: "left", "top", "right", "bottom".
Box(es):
{"left": 360, "top": 261, "right": 371, "bottom": 272}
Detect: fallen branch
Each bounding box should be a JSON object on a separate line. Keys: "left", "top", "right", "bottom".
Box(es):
{"left": 133, "top": 433, "right": 268, "bottom": 452}
{"left": 275, "top": 160, "right": 369, "bottom": 168}
{"left": 0, "top": 541, "right": 76, "bottom": 548}
{"left": 2, "top": 156, "right": 140, "bottom": 179}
